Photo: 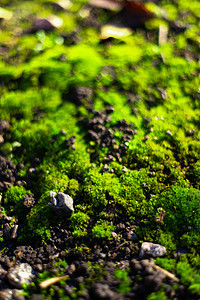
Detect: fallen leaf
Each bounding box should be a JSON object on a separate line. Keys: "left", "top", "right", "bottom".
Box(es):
{"left": 101, "top": 22, "right": 132, "bottom": 39}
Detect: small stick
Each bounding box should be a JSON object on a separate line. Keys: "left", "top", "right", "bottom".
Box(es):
{"left": 11, "top": 224, "right": 18, "bottom": 239}
{"left": 39, "top": 275, "right": 68, "bottom": 289}
{"left": 154, "top": 264, "right": 179, "bottom": 282}
{"left": 115, "top": 241, "right": 129, "bottom": 252}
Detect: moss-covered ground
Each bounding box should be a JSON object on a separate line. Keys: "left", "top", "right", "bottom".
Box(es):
{"left": 0, "top": 0, "right": 200, "bottom": 299}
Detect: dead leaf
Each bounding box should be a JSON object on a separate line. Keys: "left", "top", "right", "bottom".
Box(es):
{"left": 101, "top": 22, "right": 132, "bottom": 39}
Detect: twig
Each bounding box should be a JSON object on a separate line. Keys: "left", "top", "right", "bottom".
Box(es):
{"left": 154, "top": 264, "right": 179, "bottom": 282}
{"left": 39, "top": 275, "right": 68, "bottom": 289}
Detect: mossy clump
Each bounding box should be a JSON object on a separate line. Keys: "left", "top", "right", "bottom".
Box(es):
{"left": 92, "top": 220, "right": 114, "bottom": 240}
{"left": 4, "top": 186, "right": 28, "bottom": 216}
{"left": 155, "top": 186, "right": 200, "bottom": 249}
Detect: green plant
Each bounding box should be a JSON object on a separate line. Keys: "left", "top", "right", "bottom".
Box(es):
{"left": 70, "top": 211, "right": 90, "bottom": 238}
{"left": 4, "top": 186, "right": 28, "bottom": 216}
{"left": 115, "top": 269, "right": 131, "bottom": 293}
{"left": 92, "top": 220, "right": 114, "bottom": 240}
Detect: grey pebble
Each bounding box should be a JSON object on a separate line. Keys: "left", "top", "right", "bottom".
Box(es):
{"left": 7, "top": 263, "right": 35, "bottom": 289}
{"left": 49, "top": 191, "right": 74, "bottom": 216}
{"left": 139, "top": 242, "right": 166, "bottom": 258}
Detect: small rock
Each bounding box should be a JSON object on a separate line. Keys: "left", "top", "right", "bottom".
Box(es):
{"left": 90, "top": 283, "right": 115, "bottom": 300}
{"left": 60, "top": 129, "right": 67, "bottom": 136}
{"left": 49, "top": 191, "right": 74, "bottom": 216}
{"left": 122, "top": 166, "right": 128, "bottom": 172}
{"left": 144, "top": 135, "right": 150, "bottom": 141}
{"left": 0, "top": 289, "right": 13, "bottom": 300}
{"left": 0, "top": 265, "right": 7, "bottom": 278}
{"left": 11, "top": 225, "right": 18, "bottom": 239}
{"left": 111, "top": 232, "right": 118, "bottom": 240}
{"left": 166, "top": 130, "right": 172, "bottom": 136}
{"left": 99, "top": 253, "right": 106, "bottom": 259}
{"left": 23, "top": 193, "right": 35, "bottom": 208}
{"left": 0, "top": 135, "right": 4, "bottom": 143}
{"left": 7, "top": 263, "right": 35, "bottom": 288}
{"left": 127, "top": 231, "right": 137, "bottom": 241}
{"left": 0, "top": 120, "right": 10, "bottom": 134}
{"left": 3, "top": 223, "right": 11, "bottom": 241}
{"left": 139, "top": 242, "right": 166, "bottom": 258}
{"left": 130, "top": 259, "right": 143, "bottom": 273}
{"left": 115, "top": 223, "right": 125, "bottom": 231}
{"left": 188, "top": 129, "right": 195, "bottom": 135}
{"left": 144, "top": 272, "right": 166, "bottom": 291}
{"left": 68, "top": 264, "right": 76, "bottom": 274}
{"left": 33, "top": 16, "right": 63, "bottom": 31}
{"left": 29, "top": 168, "right": 36, "bottom": 173}
{"left": 32, "top": 295, "right": 44, "bottom": 300}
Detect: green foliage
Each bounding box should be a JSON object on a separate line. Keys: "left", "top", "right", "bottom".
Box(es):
{"left": 147, "top": 290, "right": 168, "bottom": 300}
{"left": 66, "top": 44, "right": 104, "bottom": 86}
{"left": 70, "top": 212, "right": 90, "bottom": 238}
{"left": 157, "top": 232, "right": 176, "bottom": 253}
{"left": 84, "top": 169, "right": 121, "bottom": 207}
{"left": 155, "top": 186, "right": 200, "bottom": 247}
{"left": 92, "top": 220, "right": 114, "bottom": 240}
{"left": 115, "top": 269, "right": 131, "bottom": 293}
{"left": 0, "top": 88, "right": 61, "bottom": 120}
{"left": 177, "top": 261, "right": 200, "bottom": 296}
{"left": 4, "top": 186, "right": 28, "bottom": 215}
{"left": 24, "top": 191, "right": 54, "bottom": 241}
{"left": 155, "top": 258, "right": 176, "bottom": 273}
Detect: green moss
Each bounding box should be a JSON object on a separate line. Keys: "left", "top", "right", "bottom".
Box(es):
{"left": 177, "top": 260, "right": 200, "bottom": 296}
{"left": 92, "top": 220, "right": 114, "bottom": 240}
{"left": 4, "top": 186, "right": 28, "bottom": 216}
{"left": 147, "top": 290, "right": 168, "bottom": 300}
{"left": 115, "top": 269, "right": 131, "bottom": 293}
{"left": 154, "top": 186, "right": 200, "bottom": 248}
{"left": 24, "top": 191, "right": 54, "bottom": 241}
{"left": 70, "top": 211, "right": 90, "bottom": 238}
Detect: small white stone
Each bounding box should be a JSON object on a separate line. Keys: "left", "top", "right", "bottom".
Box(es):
{"left": 111, "top": 232, "right": 118, "bottom": 240}
{"left": 7, "top": 263, "right": 34, "bottom": 288}
{"left": 139, "top": 242, "right": 166, "bottom": 258}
